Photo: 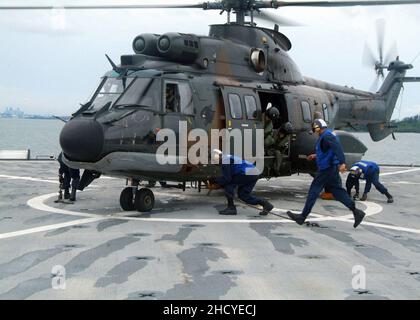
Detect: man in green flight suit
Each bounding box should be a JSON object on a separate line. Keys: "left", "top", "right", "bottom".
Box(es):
{"left": 264, "top": 107, "right": 293, "bottom": 176}
{"left": 264, "top": 107, "right": 283, "bottom": 176}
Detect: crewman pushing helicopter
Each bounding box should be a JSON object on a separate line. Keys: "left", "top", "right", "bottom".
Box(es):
{"left": 212, "top": 149, "right": 274, "bottom": 216}
{"left": 346, "top": 160, "right": 393, "bottom": 203}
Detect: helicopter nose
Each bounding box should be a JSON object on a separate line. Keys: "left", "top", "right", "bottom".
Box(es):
{"left": 59, "top": 119, "right": 104, "bottom": 162}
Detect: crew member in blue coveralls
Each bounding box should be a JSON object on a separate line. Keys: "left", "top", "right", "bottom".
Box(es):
{"left": 212, "top": 149, "right": 274, "bottom": 216}
{"left": 287, "top": 119, "right": 366, "bottom": 228}
{"left": 346, "top": 160, "right": 393, "bottom": 203}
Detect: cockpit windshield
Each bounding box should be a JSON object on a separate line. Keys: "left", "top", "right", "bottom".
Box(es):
{"left": 87, "top": 77, "right": 133, "bottom": 112}
{"left": 115, "top": 77, "right": 160, "bottom": 109}
{"left": 86, "top": 77, "right": 160, "bottom": 112}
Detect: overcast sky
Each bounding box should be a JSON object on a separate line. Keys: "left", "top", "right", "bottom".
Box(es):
{"left": 0, "top": 0, "right": 419, "bottom": 119}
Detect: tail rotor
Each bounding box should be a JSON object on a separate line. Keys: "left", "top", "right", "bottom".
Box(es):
{"left": 362, "top": 19, "right": 399, "bottom": 92}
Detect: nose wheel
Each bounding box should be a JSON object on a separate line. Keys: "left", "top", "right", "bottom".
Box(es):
{"left": 120, "top": 187, "right": 136, "bottom": 211}
{"left": 135, "top": 188, "right": 155, "bottom": 212}
{"left": 119, "top": 187, "right": 155, "bottom": 212}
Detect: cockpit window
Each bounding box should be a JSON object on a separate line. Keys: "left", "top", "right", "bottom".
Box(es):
{"left": 116, "top": 78, "right": 160, "bottom": 109}
{"left": 165, "top": 83, "right": 180, "bottom": 113}
{"left": 178, "top": 82, "right": 194, "bottom": 114}
{"left": 164, "top": 81, "right": 193, "bottom": 114}
{"left": 88, "top": 77, "right": 134, "bottom": 112}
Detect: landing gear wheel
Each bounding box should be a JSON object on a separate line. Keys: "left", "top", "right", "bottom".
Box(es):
{"left": 135, "top": 188, "right": 155, "bottom": 212}
{"left": 120, "top": 187, "right": 135, "bottom": 211}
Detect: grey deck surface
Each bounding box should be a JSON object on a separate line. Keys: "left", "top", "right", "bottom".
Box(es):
{"left": 0, "top": 161, "right": 419, "bottom": 300}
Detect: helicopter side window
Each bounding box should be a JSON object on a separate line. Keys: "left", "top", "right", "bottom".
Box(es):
{"left": 244, "top": 95, "right": 257, "bottom": 120}
{"left": 178, "top": 82, "right": 194, "bottom": 115}
{"left": 322, "top": 103, "right": 329, "bottom": 123}
{"left": 228, "top": 94, "right": 242, "bottom": 119}
{"left": 164, "top": 82, "right": 193, "bottom": 114}
{"left": 165, "top": 83, "right": 181, "bottom": 113}
{"left": 301, "top": 101, "right": 312, "bottom": 123}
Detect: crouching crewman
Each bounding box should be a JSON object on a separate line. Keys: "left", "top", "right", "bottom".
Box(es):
{"left": 346, "top": 160, "right": 393, "bottom": 203}
{"left": 212, "top": 149, "right": 274, "bottom": 216}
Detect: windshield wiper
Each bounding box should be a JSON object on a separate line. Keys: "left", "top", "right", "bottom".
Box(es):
{"left": 114, "top": 103, "right": 149, "bottom": 109}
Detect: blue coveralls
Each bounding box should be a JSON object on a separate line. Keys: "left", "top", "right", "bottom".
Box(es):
{"left": 215, "top": 155, "right": 262, "bottom": 205}
{"left": 346, "top": 161, "right": 388, "bottom": 196}
{"left": 57, "top": 152, "right": 80, "bottom": 190}
{"left": 301, "top": 130, "right": 355, "bottom": 218}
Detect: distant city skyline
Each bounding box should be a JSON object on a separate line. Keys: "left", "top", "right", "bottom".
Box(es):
{"left": 0, "top": 106, "right": 69, "bottom": 119}
{"left": 0, "top": 0, "right": 419, "bottom": 119}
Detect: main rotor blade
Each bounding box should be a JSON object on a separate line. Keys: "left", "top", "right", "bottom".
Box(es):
{"left": 3, "top": 1, "right": 420, "bottom": 10}
{"left": 270, "top": 0, "right": 420, "bottom": 8}
{"left": 376, "top": 19, "right": 385, "bottom": 64}
{"left": 362, "top": 43, "right": 377, "bottom": 67}
{"left": 369, "top": 75, "right": 380, "bottom": 92}
{"left": 255, "top": 10, "right": 302, "bottom": 26}
{"left": 0, "top": 3, "right": 205, "bottom": 10}
{"left": 384, "top": 41, "right": 399, "bottom": 65}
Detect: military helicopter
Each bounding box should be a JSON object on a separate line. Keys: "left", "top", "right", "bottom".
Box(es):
{"left": 4, "top": 0, "right": 420, "bottom": 212}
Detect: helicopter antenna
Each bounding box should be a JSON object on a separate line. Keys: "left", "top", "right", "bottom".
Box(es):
{"left": 106, "top": 54, "right": 129, "bottom": 74}
{"left": 410, "top": 50, "right": 420, "bottom": 64}
{"left": 105, "top": 54, "right": 121, "bottom": 73}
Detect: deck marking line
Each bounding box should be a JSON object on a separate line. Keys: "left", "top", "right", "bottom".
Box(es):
{"left": 0, "top": 217, "right": 105, "bottom": 240}
{"left": 380, "top": 168, "right": 420, "bottom": 176}
{"left": 26, "top": 193, "right": 381, "bottom": 225}
{"left": 27, "top": 193, "right": 100, "bottom": 218}
{"left": 0, "top": 174, "right": 58, "bottom": 184}
{"left": 0, "top": 174, "right": 99, "bottom": 188}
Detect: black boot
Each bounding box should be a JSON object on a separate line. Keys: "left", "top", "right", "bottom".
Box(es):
{"left": 219, "top": 197, "right": 237, "bottom": 215}
{"left": 258, "top": 200, "right": 274, "bottom": 216}
{"left": 69, "top": 187, "right": 77, "bottom": 202}
{"left": 352, "top": 207, "right": 366, "bottom": 228}
{"left": 64, "top": 188, "right": 70, "bottom": 200}
{"left": 219, "top": 205, "right": 237, "bottom": 215}
{"left": 385, "top": 192, "right": 394, "bottom": 204}
{"left": 287, "top": 211, "right": 306, "bottom": 225}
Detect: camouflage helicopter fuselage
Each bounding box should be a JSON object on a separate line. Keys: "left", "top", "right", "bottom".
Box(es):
{"left": 60, "top": 24, "right": 411, "bottom": 184}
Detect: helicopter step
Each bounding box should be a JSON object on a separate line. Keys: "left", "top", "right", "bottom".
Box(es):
{"left": 119, "top": 186, "right": 155, "bottom": 212}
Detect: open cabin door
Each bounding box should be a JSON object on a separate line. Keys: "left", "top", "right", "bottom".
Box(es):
{"left": 161, "top": 79, "right": 195, "bottom": 164}
{"left": 220, "top": 86, "right": 263, "bottom": 160}
{"left": 257, "top": 90, "right": 292, "bottom": 176}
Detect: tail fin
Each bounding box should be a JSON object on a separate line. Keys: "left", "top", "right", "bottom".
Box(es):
{"left": 368, "top": 59, "right": 412, "bottom": 141}
{"left": 377, "top": 60, "right": 412, "bottom": 121}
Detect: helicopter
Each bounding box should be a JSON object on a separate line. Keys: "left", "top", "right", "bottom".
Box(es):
{"left": 3, "top": 0, "right": 420, "bottom": 212}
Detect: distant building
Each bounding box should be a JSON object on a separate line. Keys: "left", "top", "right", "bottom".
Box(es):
{"left": 0, "top": 107, "right": 25, "bottom": 118}
{"left": 0, "top": 107, "right": 69, "bottom": 120}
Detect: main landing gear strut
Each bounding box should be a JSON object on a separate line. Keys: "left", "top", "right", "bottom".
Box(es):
{"left": 119, "top": 179, "right": 155, "bottom": 212}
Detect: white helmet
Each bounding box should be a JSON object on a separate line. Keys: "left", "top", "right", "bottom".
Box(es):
{"left": 312, "top": 119, "right": 328, "bottom": 132}
{"left": 350, "top": 166, "right": 362, "bottom": 177}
